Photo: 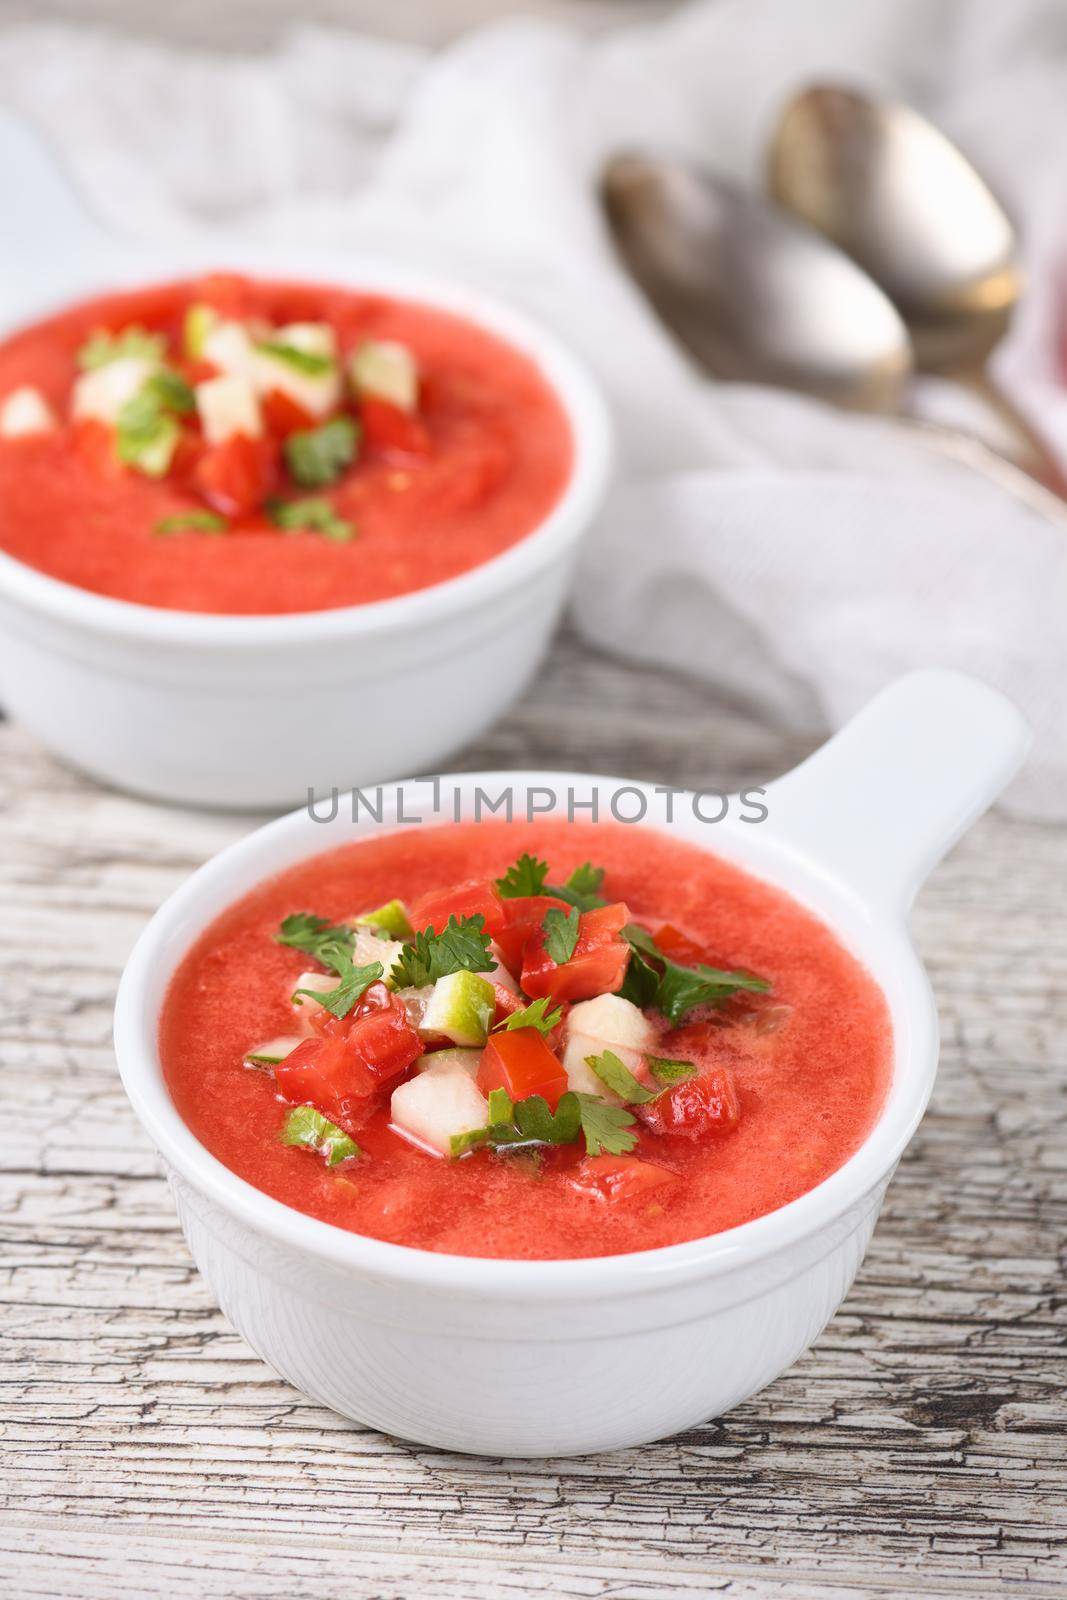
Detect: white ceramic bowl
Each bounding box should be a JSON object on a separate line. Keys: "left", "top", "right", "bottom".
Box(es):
{"left": 114, "top": 671, "right": 1029, "bottom": 1456}
{"left": 0, "top": 121, "right": 612, "bottom": 808}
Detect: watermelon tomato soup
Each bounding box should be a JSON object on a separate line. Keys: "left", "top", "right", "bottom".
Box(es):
{"left": 160, "top": 821, "right": 892, "bottom": 1260}
{"left": 0, "top": 273, "right": 572, "bottom": 615}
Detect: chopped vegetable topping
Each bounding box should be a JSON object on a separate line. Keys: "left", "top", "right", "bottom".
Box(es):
{"left": 257, "top": 338, "right": 334, "bottom": 377}
{"left": 293, "top": 959, "right": 383, "bottom": 1020}
{"left": 542, "top": 904, "right": 580, "bottom": 965}
{"left": 495, "top": 853, "right": 548, "bottom": 898}
{"left": 77, "top": 326, "right": 167, "bottom": 370}
{"left": 268, "top": 496, "right": 355, "bottom": 543}
{"left": 647, "top": 1055, "right": 698, "bottom": 1087}
{"left": 496, "top": 997, "right": 564, "bottom": 1036}
{"left": 494, "top": 854, "right": 607, "bottom": 913}
{"left": 280, "top": 1104, "right": 360, "bottom": 1166}
{"left": 390, "top": 914, "right": 494, "bottom": 990}
{"left": 354, "top": 899, "right": 414, "bottom": 941}
{"left": 276, "top": 912, "right": 354, "bottom": 973}
{"left": 623, "top": 924, "right": 770, "bottom": 1025}
{"left": 155, "top": 510, "right": 228, "bottom": 536}
{"left": 587, "top": 1048, "right": 658, "bottom": 1104}
{"left": 284, "top": 415, "right": 359, "bottom": 488}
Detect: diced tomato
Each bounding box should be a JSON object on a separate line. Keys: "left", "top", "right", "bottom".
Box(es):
{"left": 491, "top": 983, "right": 526, "bottom": 1025}
{"left": 193, "top": 434, "right": 279, "bottom": 517}
{"left": 72, "top": 418, "right": 122, "bottom": 480}
{"left": 262, "top": 389, "right": 316, "bottom": 438}
{"left": 520, "top": 902, "right": 631, "bottom": 1004}
{"left": 275, "top": 1034, "right": 378, "bottom": 1119}
{"left": 638, "top": 1068, "right": 740, "bottom": 1139}
{"left": 360, "top": 396, "right": 431, "bottom": 459}
{"left": 654, "top": 923, "right": 707, "bottom": 966}
{"left": 493, "top": 895, "right": 570, "bottom": 975}
{"left": 478, "top": 1027, "right": 569, "bottom": 1110}
{"left": 410, "top": 878, "right": 505, "bottom": 938}
{"left": 566, "top": 1155, "right": 678, "bottom": 1202}
{"left": 276, "top": 991, "right": 420, "bottom": 1120}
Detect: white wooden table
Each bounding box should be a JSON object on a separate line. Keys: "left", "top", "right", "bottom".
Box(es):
{"left": 1, "top": 626, "right": 1065, "bottom": 1599}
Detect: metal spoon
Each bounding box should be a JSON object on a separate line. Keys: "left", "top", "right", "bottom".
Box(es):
{"left": 602, "top": 150, "right": 1067, "bottom": 526}
{"left": 767, "top": 84, "right": 1059, "bottom": 484}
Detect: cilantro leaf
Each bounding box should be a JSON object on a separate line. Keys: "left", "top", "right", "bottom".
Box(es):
{"left": 618, "top": 945, "right": 659, "bottom": 1008}
{"left": 624, "top": 924, "right": 770, "bottom": 1026}
{"left": 390, "top": 914, "right": 494, "bottom": 989}
{"left": 115, "top": 368, "right": 193, "bottom": 478}
{"left": 257, "top": 338, "right": 334, "bottom": 376}
{"left": 268, "top": 495, "right": 356, "bottom": 543}
{"left": 155, "top": 510, "right": 228, "bottom": 536}
{"left": 587, "top": 1048, "right": 658, "bottom": 1104}
{"left": 144, "top": 368, "right": 195, "bottom": 414}
{"left": 542, "top": 904, "right": 580, "bottom": 965}
{"left": 77, "top": 325, "right": 167, "bottom": 370}
{"left": 276, "top": 913, "right": 355, "bottom": 976}
{"left": 574, "top": 1094, "right": 638, "bottom": 1156}
{"left": 544, "top": 862, "right": 607, "bottom": 913}
{"left": 451, "top": 1089, "right": 583, "bottom": 1157}
{"left": 647, "top": 1055, "right": 698, "bottom": 1087}
{"left": 281, "top": 1105, "right": 360, "bottom": 1167}
{"left": 497, "top": 997, "right": 564, "bottom": 1037}
{"left": 284, "top": 416, "right": 359, "bottom": 488}
{"left": 494, "top": 852, "right": 549, "bottom": 898}
{"left": 294, "top": 960, "right": 383, "bottom": 1019}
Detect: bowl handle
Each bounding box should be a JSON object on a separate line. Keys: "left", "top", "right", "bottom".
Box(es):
{"left": 765, "top": 670, "right": 1030, "bottom": 916}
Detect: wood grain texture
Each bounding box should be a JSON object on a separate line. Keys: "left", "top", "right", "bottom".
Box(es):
{"left": 0, "top": 625, "right": 1064, "bottom": 1600}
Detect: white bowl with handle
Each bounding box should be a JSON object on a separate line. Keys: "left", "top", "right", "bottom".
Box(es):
{"left": 113, "top": 670, "right": 1029, "bottom": 1456}
{"left": 0, "top": 114, "right": 612, "bottom": 809}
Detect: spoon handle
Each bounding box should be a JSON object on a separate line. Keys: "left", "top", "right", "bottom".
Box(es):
{"left": 896, "top": 412, "right": 1067, "bottom": 530}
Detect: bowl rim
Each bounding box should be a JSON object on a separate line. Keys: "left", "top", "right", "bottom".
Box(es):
{"left": 114, "top": 770, "right": 940, "bottom": 1300}
{"left": 0, "top": 257, "right": 613, "bottom": 646}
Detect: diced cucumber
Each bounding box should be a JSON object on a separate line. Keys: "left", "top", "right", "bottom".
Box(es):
{"left": 195, "top": 374, "right": 263, "bottom": 444}
{"left": 561, "top": 1031, "right": 648, "bottom": 1106}
{"left": 395, "top": 984, "right": 433, "bottom": 1033}
{"left": 349, "top": 339, "right": 419, "bottom": 412}
{"left": 390, "top": 1063, "right": 488, "bottom": 1157}
{"left": 415, "top": 1048, "right": 483, "bottom": 1078}
{"left": 72, "top": 356, "right": 158, "bottom": 425}
{"left": 118, "top": 412, "right": 181, "bottom": 478}
{"left": 0, "top": 386, "right": 56, "bottom": 437}
{"left": 351, "top": 927, "right": 405, "bottom": 988}
{"left": 487, "top": 942, "right": 521, "bottom": 993}
{"left": 353, "top": 898, "right": 413, "bottom": 941}
{"left": 420, "top": 970, "right": 495, "bottom": 1046}
{"left": 566, "top": 994, "right": 655, "bottom": 1050}
{"left": 290, "top": 968, "right": 340, "bottom": 1029}
{"left": 244, "top": 1035, "right": 303, "bottom": 1069}
{"left": 201, "top": 320, "right": 258, "bottom": 382}
{"left": 281, "top": 1105, "right": 360, "bottom": 1166}
{"left": 184, "top": 302, "right": 220, "bottom": 360}
{"left": 253, "top": 322, "right": 341, "bottom": 418}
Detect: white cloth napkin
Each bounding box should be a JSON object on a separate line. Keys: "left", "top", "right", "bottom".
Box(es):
{"left": 1, "top": 0, "right": 1065, "bottom": 814}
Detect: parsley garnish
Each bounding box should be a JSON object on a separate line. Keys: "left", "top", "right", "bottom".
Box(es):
{"left": 281, "top": 1105, "right": 360, "bottom": 1167}
{"left": 494, "top": 853, "right": 549, "bottom": 898}
{"left": 284, "top": 415, "right": 359, "bottom": 488}
{"left": 144, "top": 368, "right": 195, "bottom": 414}
{"left": 77, "top": 325, "right": 167, "bottom": 370}
{"left": 623, "top": 924, "right": 770, "bottom": 1026}
{"left": 115, "top": 369, "right": 193, "bottom": 478}
{"left": 155, "top": 510, "right": 228, "bottom": 536}
{"left": 546, "top": 862, "right": 607, "bottom": 912}
{"left": 573, "top": 1094, "right": 638, "bottom": 1156}
{"left": 493, "top": 855, "right": 607, "bottom": 913}
{"left": 276, "top": 913, "right": 355, "bottom": 975}
{"left": 257, "top": 339, "right": 334, "bottom": 376}
{"left": 268, "top": 495, "right": 356, "bottom": 543}
{"left": 293, "top": 959, "right": 383, "bottom": 1020}
{"left": 587, "top": 1049, "right": 658, "bottom": 1104}
{"left": 390, "top": 914, "right": 494, "bottom": 989}
{"left": 542, "top": 904, "right": 580, "bottom": 965}
{"left": 451, "top": 1089, "right": 583, "bottom": 1157}
{"left": 497, "top": 997, "right": 564, "bottom": 1037}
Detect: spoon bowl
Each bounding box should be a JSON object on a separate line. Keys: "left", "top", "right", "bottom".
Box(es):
{"left": 767, "top": 85, "right": 1020, "bottom": 373}
{"left": 602, "top": 151, "right": 912, "bottom": 411}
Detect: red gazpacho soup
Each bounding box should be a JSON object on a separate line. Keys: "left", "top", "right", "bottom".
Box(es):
{"left": 0, "top": 274, "right": 572, "bottom": 614}
{"left": 161, "top": 823, "right": 892, "bottom": 1260}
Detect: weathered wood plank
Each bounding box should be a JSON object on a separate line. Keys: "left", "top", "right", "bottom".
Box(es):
{"left": 0, "top": 625, "right": 1064, "bottom": 1598}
